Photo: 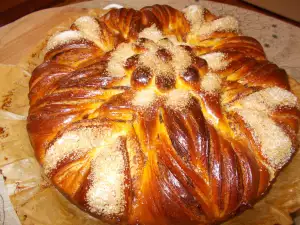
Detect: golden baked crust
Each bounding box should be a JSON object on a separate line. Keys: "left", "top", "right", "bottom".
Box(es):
{"left": 27, "top": 4, "right": 300, "bottom": 225}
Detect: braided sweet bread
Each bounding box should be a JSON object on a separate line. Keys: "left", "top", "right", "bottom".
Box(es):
{"left": 27, "top": 4, "right": 300, "bottom": 225}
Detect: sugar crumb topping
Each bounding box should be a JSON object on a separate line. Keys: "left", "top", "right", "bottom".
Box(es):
{"left": 234, "top": 87, "right": 297, "bottom": 111}
{"left": 139, "top": 24, "right": 164, "bottom": 43}
{"left": 229, "top": 87, "right": 297, "bottom": 168}
{"left": 139, "top": 40, "right": 170, "bottom": 76}
{"left": 132, "top": 89, "right": 157, "bottom": 108}
{"left": 139, "top": 50, "right": 174, "bottom": 77}
{"left": 139, "top": 38, "right": 191, "bottom": 77}
{"left": 183, "top": 4, "right": 239, "bottom": 38}
{"left": 44, "top": 126, "right": 112, "bottom": 174}
{"left": 200, "top": 52, "right": 228, "bottom": 71}
{"left": 170, "top": 46, "right": 192, "bottom": 75}
{"left": 201, "top": 72, "right": 222, "bottom": 93}
{"left": 74, "top": 16, "right": 101, "bottom": 47}
{"left": 197, "top": 16, "right": 238, "bottom": 36}
{"left": 87, "top": 138, "right": 126, "bottom": 216}
{"left": 46, "top": 30, "right": 84, "bottom": 52}
{"left": 165, "top": 89, "right": 192, "bottom": 111}
{"left": 236, "top": 109, "right": 292, "bottom": 168}
{"left": 107, "top": 42, "right": 135, "bottom": 77}
{"left": 183, "top": 5, "right": 205, "bottom": 33}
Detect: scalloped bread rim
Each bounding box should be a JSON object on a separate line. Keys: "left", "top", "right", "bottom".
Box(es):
{"left": 18, "top": 8, "right": 108, "bottom": 73}
{"left": 18, "top": 6, "right": 300, "bottom": 110}
{"left": 11, "top": 6, "right": 300, "bottom": 225}
{"left": 17, "top": 6, "right": 300, "bottom": 97}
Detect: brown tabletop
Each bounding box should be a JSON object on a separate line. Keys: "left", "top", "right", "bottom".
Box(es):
{"left": 1, "top": 0, "right": 299, "bottom": 27}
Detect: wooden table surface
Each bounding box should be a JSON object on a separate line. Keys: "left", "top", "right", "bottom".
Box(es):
{"left": 1, "top": 0, "right": 299, "bottom": 28}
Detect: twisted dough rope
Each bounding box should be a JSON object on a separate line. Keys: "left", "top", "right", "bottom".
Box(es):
{"left": 27, "top": 4, "right": 299, "bottom": 225}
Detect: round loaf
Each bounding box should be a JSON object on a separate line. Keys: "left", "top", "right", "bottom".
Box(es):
{"left": 27, "top": 4, "right": 300, "bottom": 225}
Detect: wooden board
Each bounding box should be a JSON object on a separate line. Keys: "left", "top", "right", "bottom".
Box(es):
{"left": 0, "top": 6, "right": 94, "bottom": 65}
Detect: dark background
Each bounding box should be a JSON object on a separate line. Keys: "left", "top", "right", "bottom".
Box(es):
{"left": 0, "top": 0, "right": 299, "bottom": 27}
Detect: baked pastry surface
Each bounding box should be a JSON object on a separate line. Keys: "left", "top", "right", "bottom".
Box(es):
{"left": 27, "top": 4, "right": 300, "bottom": 225}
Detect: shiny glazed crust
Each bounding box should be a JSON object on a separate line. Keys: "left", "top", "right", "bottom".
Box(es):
{"left": 27, "top": 4, "right": 300, "bottom": 225}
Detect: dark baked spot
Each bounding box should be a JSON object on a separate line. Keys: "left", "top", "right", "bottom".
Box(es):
{"left": 182, "top": 67, "right": 200, "bottom": 83}
{"left": 155, "top": 74, "right": 176, "bottom": 91}
{"left": 124, "top": 55, "right": 140, "bottom": 69}
{"left": 193, "top": 57, "right": 207, "bottom": 68}
{"left": 156, "top": 48, "right": 172, "bottom": 62}
{"left": 180, "top": 45, "right": 193, "bottom": 54}
{"left": 0, "top": 127, "right": 8, "bottom": 139}
{"left": 131, "top": 66, "right": 152, "bottom": 87}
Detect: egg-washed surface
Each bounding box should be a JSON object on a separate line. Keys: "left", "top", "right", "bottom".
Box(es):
{"left": 27, "top": 4, "right": 300, "bottom": 225}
